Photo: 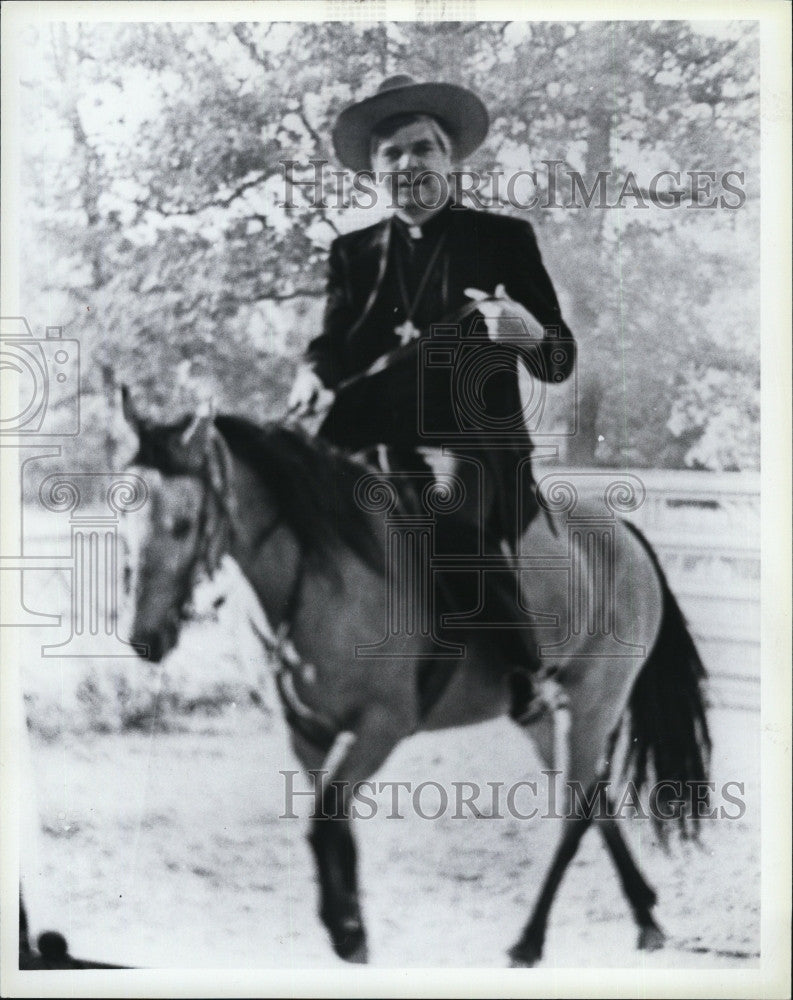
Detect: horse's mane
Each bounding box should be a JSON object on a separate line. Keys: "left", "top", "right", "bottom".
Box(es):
{"left": 213, "top": 415, "right": 384, "bottom": 574}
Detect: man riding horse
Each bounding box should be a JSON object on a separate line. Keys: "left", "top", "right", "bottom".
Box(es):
{"left": 288, "top": 75, "right": 576, "bottom": 713}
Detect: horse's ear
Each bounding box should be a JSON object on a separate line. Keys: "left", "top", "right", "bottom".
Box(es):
{"left": 180, "top": 411, "right": 204, "bottom": 446}
{"left": 208, "top": 431, "right": 234, "bottom": 500}
{"left": 180, "top": 398, "right": 215, "bottom": 447}
{"left": 121, "top": 385, "right": 140, "bottom": 433}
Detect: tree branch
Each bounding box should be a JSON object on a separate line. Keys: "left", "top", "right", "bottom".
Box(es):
{"left": 296, "top": 106, "right": 324, "bottom": 151}
{"left": 231, "top": 23, "right": 272, "bottom": 69}
{"left": 138, "top": 171, "right": 270, "bottom": 217}
{"left": 260, "top": 288, "right": 324, "bottom": 302}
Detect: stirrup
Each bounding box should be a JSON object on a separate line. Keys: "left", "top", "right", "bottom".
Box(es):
{"left": 511, "top": 667, "right": 568, "bottom": 727}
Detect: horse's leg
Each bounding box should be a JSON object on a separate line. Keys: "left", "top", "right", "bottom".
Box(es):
{"left": 510, "top": 752, "right": 659, "bottom": 966}
{"left": 505, "top": 699, "right": 585, "bottom": 967}
{"left": 307, "top": 802, "right": 364, "bottom": 962}
{"left": 507, "top": 802, "right": 594, "bottom": 966}
{"left": 509, "top": 665, "right": 635, "bottom": 967}
{"left": 598, "top": 817, "right": 665, "bottom": 950}
{"left": 521, "top": 714, "right": 664, "bottom": 952}
{"left": 294, "top": 706, "right": 406, "bottom": 963}
{"left": 290, "top": 730, "right": 365, "bottom": 961}
{"left": 290, "top": 729, "right": 366, "bottom": 962}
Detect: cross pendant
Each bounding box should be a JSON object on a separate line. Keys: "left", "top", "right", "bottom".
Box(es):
{"left": 395, "top": 319, "right": 421, "bottom": 345}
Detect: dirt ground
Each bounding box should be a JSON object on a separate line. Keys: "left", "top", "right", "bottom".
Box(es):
{"left": 23, "top": 694, "right": 759, "bottom": 971}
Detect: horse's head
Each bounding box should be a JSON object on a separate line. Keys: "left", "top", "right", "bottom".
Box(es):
{"left": 122, "top": 388, "right": 235, "bottom": 662}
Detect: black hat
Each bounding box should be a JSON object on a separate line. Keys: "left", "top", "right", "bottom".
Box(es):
{"left": 332, "top": 75, "right": 489, "bottom": 171}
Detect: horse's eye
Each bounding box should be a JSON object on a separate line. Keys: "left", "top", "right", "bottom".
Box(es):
{"left": 172, "top": 517, "right": 192, "bottom": 540}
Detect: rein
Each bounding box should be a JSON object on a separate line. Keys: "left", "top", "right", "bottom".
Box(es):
{"left": 191, "top": 449, "right": 235, "bottom": 580}
{"left": 243, "top": 500, "right": 332, "bottom": 751}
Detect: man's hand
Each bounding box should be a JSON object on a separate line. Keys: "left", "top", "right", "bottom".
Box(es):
{"left": 287, "top": 367, "right": 335, "bottom": 417}
{"left": 464, "top": 284, "right": 545, "bottom": 339}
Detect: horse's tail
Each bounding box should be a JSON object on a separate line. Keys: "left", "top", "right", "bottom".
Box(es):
{"left": 620, "top": 520, "right": 711, "bottom": 839}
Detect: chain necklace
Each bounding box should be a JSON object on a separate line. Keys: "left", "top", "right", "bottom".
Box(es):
{"left": 393, "top": 229, "right": 447, "bottom": 346}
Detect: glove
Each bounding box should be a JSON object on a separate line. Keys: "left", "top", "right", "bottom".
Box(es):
{"left": 287, "top": 366, "right": 335, "bottom": 417}
{"left": 464, "top": 284, "right": 545, "bottom": 339}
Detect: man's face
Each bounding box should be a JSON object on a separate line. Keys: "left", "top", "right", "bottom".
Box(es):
{"left": 370, "top": 119, "right": 453, "bottom": 217}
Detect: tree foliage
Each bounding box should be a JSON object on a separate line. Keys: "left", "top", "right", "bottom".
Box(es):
{"left": 19, "top": 19, "right": 759, "bottom": 470}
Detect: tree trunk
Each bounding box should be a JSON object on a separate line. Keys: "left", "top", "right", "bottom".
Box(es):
{"left": 567, "top": 374, "right": 603, "bottom": 466}
{"left": 565, "top": 90, "right": 613, "bottom": 464}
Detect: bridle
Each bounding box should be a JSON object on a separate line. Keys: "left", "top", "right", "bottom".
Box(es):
{"left": 173, "top": 429, "right": 237, "bottom": 622}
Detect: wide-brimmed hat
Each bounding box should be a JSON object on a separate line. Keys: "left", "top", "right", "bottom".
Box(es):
{"left": 332, "top": 75, "right": 489, "bottom": 171}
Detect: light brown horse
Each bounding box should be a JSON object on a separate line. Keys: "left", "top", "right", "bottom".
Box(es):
{"left": 122, "top": 391, "right": 710, "bottom": 966}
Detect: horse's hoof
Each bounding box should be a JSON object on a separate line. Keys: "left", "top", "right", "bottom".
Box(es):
{"left": 637, "top": 924, "right": 665, "bottom": 952}
{"left": 38, "top": 931, "right": 69, "bottom": 962}
{"left": 332, "top": 919, "right": 368, "bottom": 964}
{"left": 507, "top": 940, "right": 541, "bottom": 967}
{"left": 343, "top": 940, "right": 369, "bottom": 964}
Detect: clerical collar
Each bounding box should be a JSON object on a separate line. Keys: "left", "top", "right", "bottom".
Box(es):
{"left": 393, "top": 200, "right": 455, "bottom": 242}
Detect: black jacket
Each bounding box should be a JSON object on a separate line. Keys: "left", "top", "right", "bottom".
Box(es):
{"left": 307, "top": 204, "right": 575, "bottom": 538}
{"left": 308, "top": 204, "right": 574, "bottom": 387}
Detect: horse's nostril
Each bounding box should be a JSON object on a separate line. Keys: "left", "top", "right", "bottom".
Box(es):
{"left": 131, "top": 640, "right": 149, "bottom": 661}
{"left": 138, "top": 632, "right": 164, "bottom": 662}
{"left": 213, "top": 595, "right": 226, "bottom": 610}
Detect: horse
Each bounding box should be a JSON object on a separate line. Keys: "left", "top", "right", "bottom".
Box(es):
{"left": 121, "top": 389, "right": 710, "bottom": 966}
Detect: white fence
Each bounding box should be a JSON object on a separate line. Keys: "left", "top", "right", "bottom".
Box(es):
{"left": 537, "top": 468, "right": 761, "bottom": 711}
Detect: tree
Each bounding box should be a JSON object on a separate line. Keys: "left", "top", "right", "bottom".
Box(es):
{"left": 18, "top": 19, "right": 760, "bottom": 472}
